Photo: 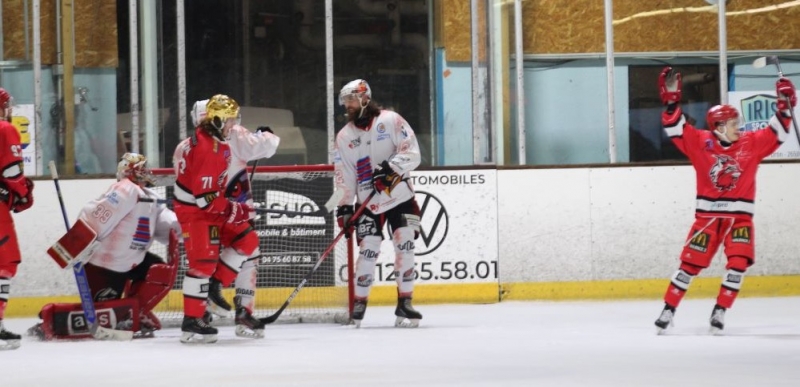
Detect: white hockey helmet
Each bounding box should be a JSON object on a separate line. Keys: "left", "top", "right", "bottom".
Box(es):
{"left": 338, "top": 79, "right": 371, "bottom": 106}
{"left": 191, "top": 99, "right": 209, "bottom": 127}
{"left": 117, "top": 152, "right": 154, "bottom": 186}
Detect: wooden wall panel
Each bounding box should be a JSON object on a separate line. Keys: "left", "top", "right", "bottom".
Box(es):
{"left": 443, "top": 0, "right": 800, "bottom": 59}
{"left": 2, "top": 0, "right": 117, "bottom": 67}
{"left": 443, "top": 0, "right": 488, "bottom": 62}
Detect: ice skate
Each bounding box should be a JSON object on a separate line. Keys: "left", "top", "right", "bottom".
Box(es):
{"left": 351, "top": 298, "right": 368, "bottom": 328}
{"left": 234, "top": 296, "right": 265, "bottom": 338}
{"left": 709, "top": 304, "right": 726, "bottom": 335}
{"left": 654, "top": 304, "right": 675, "bottom": 334}
{"left": 0, "top": 321, "right": 21, "bottom": 350}
{"left": 180, "top": 316, "right": 218, "bottom": 344}
{"left": 394, "top": 297, "right": 422, "bottom": 328}
{"left": 207, "top": 278, "right": 232, "bottom": 318}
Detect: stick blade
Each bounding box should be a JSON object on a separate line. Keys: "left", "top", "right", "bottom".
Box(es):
{"left": 323, "top": 189, "right": 345, "bottom": 213}
{"left": 766, "top": 55, "right": 779, "bottom": 65}
{"left": 752, "top": 57, "right": 768, "bottom": 69}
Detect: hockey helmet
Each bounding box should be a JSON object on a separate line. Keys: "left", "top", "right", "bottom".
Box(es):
{"left": 706, "top": 104, "right": 741, "bottom": 130}
{"left": 191, "top": 99, "right": 209, "bottom": 127}
{"left": 117, "top": 152, "right": 154, "bottom": 186}
{"left": 0, "top": 88, "right": 13, "bottom": 119}
{"left": 338, "top": 79, "right": 371, "bottom": 106}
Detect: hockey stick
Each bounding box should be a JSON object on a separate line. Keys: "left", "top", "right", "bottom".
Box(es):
{"left": 753, "top": 56, "right": 800, "bottom": 144}
{"left": 48, "top": 161, "right": 134, "bottom": 341}
{"left": 260, "top": 191, "right": 376, "bottom": 324}
{"left": 139, "top": 190, "right": 344, "bottom": 218}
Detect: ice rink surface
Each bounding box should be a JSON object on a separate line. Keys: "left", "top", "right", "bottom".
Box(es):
{"left": 3, "top": 297, "right": 800, "bottom": 387}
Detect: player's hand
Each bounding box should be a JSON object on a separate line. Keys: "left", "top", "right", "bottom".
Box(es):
{"left": 12, "top": 178, "right": 34, "bottom": 213}
{"left": 372, "top": 160, "right": 401, "bottom": 196}
{"left": 227, "top": 202, "right": 252, "bottom": 224}
{"left": 659, "top": 67, "right": 682, "bottom": 105}
{"left": 256, "top": 126, "right": 273, "bottom": 134}
{"left": 776, "top": 77, "right": 797, "bottom": 112}
{"left": 336, "top": 205, "right": 354, "bottom": 239}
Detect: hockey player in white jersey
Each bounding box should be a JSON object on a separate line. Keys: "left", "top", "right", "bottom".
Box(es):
{"left": 190, "top": 99, "right": 280, "bottom": 338}
{"left": 31, "top": 153, "right": 181, "bottom": 340}
{"left": 334, "top": 79, "right": 423, "bottom": 328}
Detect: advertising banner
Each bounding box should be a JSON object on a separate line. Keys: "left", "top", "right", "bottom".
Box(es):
{"left": 729, "top": 90, "right": 800, "bottom": 159}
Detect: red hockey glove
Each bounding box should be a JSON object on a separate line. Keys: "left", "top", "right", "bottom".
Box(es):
{"left": 336, "top": 205, "right": 354, "bottom": 239}
{"left": 226, "top": 201, "right": 252, "bottom": 225}
{"left": 776, "top": 77, "right": 797, "bottom": 112}
{"left": 12, "top": 178, "right": 34, "bottom": 213}
{"left": 659, "top": 67, "right": 682, "bottom": 106}
{"left": 372, "top": 160, "right": 402, "bottom": 196}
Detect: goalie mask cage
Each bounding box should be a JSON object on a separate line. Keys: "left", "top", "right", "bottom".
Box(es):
{"left": 149, "top": 165, "right": 354, "bottom": 325}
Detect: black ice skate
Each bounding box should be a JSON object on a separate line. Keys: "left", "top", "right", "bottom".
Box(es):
{"left": 207, "top": 278, "right": 232, "bottom": 318}
{"left": 0, "top": 321, "right": 21, "bottom": 350}
{"left": 394, "top": 297, "right": 422, "bottom": 328}
{"left": 234, "top": 296, "right": 265, "bottom": 339}
{"left": 654, "top": 303, "right": 675, "bottom": 334}
{"left": 351, "top": 298, "right": 368, "bottom": 328}
{"left": 709, "top": 304, "right": 726, "bottom": 335}
{"left": 180, "top": 316, "right": 218, "bottom": 344}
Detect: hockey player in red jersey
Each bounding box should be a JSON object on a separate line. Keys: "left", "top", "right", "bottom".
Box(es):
{"left": 0, "top": 88, "right": 33, "bottom": 350}
{"left": 654, "top": 67, "right": 796, "bottom": 334}
{"left": 190, "top": 99, "right": 280, "bottom": 338}
{"left": 173, "top": 95, "right": 258, "bottom": 343}
{"left": 29, "top": 153, "right": 180, "bottom": 340}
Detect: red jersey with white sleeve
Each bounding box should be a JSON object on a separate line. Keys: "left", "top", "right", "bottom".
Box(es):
{"left": 223, "top": 125, "right": 280, "bottom": 211}
{"left": 0, "top": 120, "right": 28, "bottom": 199}
{"left": 172, "top": 128, "right": 233, "bottom": 222}
{"left": 80, "top": 178, "right": 178, "bottom": 272}
{"left": 334, "top": 110, "right": 421, "bottom": 214}
{"left": 663, "top": 109, "right": 788, "bottom": 219}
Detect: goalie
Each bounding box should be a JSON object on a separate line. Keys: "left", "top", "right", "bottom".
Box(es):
{"left": 29, "top": 153, "right": 180, "bottom": 340}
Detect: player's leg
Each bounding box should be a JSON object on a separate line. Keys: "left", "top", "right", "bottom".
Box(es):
{"left": 711, "top": 219, "right": 755, "bottom": 333}
{"left": 351, "top": 210, "right": 385, "bottom": 327}
{"left": 233, "top": 248, "right": 264, "bottom": 338}
{"left": 221, "top": 227, "right": 263, "bottom": 338}
{"left": 0, "top": 207, "right": 22, "bottom": 350}
{"left": 180, "top": 221, "right": 220, "bottom": 343}
{"left": 387, "top": 199, "right": 422, "bottom": 328}
{"left": 656, "top": 218, "right": 722, "bottom": 332}
{"left": 208, "top": 222, "right": 255, "bottom": 318}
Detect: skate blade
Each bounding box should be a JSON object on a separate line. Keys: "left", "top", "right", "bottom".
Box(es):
{"left": 709, "top": 326, "right": 724, "bottom": 336}
{"left": 351, "top": 319, "right": 362, "bottom": 328}
{"left": 180, "top": 332, "right": 218, "bottom": 344}
{"left": 0, "top": 339, "right": 21, "bottom": 350}
{"left": 235, "top": 325, "right": 265, "bottom": 339}
{"left": 394, "top": 317, "right": 420, "bottom": 328}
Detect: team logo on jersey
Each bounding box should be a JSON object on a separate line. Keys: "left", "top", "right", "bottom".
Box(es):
{"left": 731, "top": 226, "right": 751, "bottom": 244}
{"left": 709, "top": 155, "right": 742, "bottom": 192}
{"left": 739, "top": 94, "right": 776, "bottom": 132}
{"left": 688, "top": 231, "right": 710, "bottom": 253}
{"left": 349, "top": 137, "right": 361, "bottom": 149}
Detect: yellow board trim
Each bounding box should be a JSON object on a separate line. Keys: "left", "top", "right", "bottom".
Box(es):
{"left": 5, "top": 276, "right": 798, "bottom": 318}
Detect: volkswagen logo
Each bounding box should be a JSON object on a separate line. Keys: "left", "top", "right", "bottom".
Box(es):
{"left": 414, "top": 191, "right": 448, "bottom": 255}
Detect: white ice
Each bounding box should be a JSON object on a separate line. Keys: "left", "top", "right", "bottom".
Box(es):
{"left": 3, "top": 297, "right": 800, "bottom": 387}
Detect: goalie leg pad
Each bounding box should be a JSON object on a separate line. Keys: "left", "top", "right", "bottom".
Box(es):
{"left": 37, "top": 299, "right": 140, "bottom": 340}
{"left": 46, "top": 218, "right": 97, "bottom": 269}
{"left": 354, "top": 236, "right": 382, "bottom": 299}
{"left": 391, "top": 226, "right": 416, "bottom": 296}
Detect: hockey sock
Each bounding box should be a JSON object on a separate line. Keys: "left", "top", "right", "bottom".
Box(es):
{"left": 664, "top": 268, "right": 696, "bottom": 308}
{"left": 717, "top": 269, "right": 745, "bottom": 309}
{"left": 354, "top": 236, "right": 382, "bottom": 299}
{"left": 235, "top": 258, "right": 258, "bottom": 312}
{"left": 392, "top": 227, "right": 416, "bottom": 295}
{"left": 182, "top": 275, "right": 210, "bottom": 318}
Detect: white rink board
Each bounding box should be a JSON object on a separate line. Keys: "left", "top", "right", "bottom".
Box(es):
{"left": 354, "top": 170, "right": 500, "bottom": 285}
{"left": 11, "top": 164, "right": 800, "bottom": 298}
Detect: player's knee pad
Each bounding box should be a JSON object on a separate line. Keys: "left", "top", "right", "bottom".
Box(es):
{"left": 37, "top": 299, "right": 140, "bottom": 340}
{"left": 131, "top": 263, "right": 178, "bottom": 312}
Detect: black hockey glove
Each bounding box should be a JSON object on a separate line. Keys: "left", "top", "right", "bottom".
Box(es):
{"left": 336, "top": 205, "right": 354, "bottom": 239}
{"left": 256, "top": 126, "right": 273, "bottom": 134}
{"left": 372, "top": 160, "right": 401, "bottom": 196}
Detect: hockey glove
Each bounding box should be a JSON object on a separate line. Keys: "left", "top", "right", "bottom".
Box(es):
{"left": 257, "top": 126, "right": 273, "bottom": 134}
{"left": 336, "top": 205, "right": 354, "bottom": 239}
{"left": 372, "top": 160, "right": 402, "bottom": 196}
{"left": 776, "top": 77, "right": 797, "bottom": 113}
{"left": 659, "top": 67, "right": 682, "bottom": 106}
{"left": 12, "top": 178, "right": 34, "bottom": 213}
{"left": 226, "top": 201, "right": 253, "bottom": 225}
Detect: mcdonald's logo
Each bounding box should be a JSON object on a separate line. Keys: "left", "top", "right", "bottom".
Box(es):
{"left": 688, "top": 232, "right": 709, "bottom": 253}
{"left": 209, "top": 225, "right": 220, "bottom": 245}
{"left": 731, "top": 226, "right": 751, "bottom": 244}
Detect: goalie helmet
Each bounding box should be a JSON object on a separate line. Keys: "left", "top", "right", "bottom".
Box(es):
{"left": 338, "top": 79, "right": 371, "bottom": 106}
{"left": 191, "top": 99, "right": 209, "bottom": 127}
{"left": 117, "top": 152, "right": 154, "bottom": 187}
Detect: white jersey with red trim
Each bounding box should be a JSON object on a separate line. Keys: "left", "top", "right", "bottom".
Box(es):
{"left": 223, "top": 125, "right": 280, "bottom": 212}
{"left": 334, "top": 110, "right": 421, "bottom": 214}
{"left": 81, "top": 178, "right": 179, "bottom": 272}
